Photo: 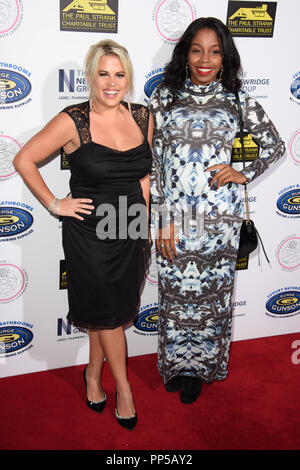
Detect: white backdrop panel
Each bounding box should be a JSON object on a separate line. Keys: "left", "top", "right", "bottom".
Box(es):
{"left": 1, "top": 0, "right": 299, "bottom": 378}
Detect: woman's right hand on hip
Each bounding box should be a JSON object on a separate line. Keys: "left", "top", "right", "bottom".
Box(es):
{"left": 53, "top": 194, "right": 94, "bottom": 220}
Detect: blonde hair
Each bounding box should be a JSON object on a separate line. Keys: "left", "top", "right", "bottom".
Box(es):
{"left": 85, "top": 39, "right": 133, "bottom": 99}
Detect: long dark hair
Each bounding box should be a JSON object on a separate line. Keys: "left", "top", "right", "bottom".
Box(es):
{"left": 161, "top": 17, "right": 242, "bottom": 99}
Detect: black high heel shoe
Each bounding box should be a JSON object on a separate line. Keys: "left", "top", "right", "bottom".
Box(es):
{"left": 83, "top": 365, "right": 106, "bottom": 413}
{"left": 115, "top": 391, "right": 137, "bottom": 430}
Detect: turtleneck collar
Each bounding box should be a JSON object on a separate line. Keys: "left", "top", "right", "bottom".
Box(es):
{"left": 183, "top": 78, "right": 223, "bottom": 95}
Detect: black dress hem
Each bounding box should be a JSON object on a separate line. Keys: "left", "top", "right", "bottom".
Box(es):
{"left": 66, "top": 312, "right": 138, "bottom": 331}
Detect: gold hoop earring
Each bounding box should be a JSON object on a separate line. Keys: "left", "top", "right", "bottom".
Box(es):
{"left": 218, "top": 65, "right": 224, "bottom": 81}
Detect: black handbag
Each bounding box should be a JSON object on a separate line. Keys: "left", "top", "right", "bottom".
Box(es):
{"left": 234, "top": 91, "right": 269, "bottom": 263}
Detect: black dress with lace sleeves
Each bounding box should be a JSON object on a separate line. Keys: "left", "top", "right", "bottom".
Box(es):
{"left": 60, "top": 101, "right": 152, "bottom": 329}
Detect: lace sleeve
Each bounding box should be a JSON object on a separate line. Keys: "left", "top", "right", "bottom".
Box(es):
{"left": 60, "top": 101, "right": 91, "bottom": 145}
{"left": 130, "top": 103, "right": 150, "bottom": 140}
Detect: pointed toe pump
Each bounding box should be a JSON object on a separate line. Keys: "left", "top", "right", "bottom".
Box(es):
{"left": 115, "top": 408, "right": 138, "bottom": 430}
{"left": 83, "top": 365, "right": 106, "bottom": 413}
{"left": 115, "top": 391, "right": 137, "bottom": 430}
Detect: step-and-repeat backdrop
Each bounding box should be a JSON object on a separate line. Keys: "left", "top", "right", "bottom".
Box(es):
{"left": 1, "top": 0, "right": 299, "bottom": 377}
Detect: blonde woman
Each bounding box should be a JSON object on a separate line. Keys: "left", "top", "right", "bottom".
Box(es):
{"left": 13, "top": 40, "right": 153, "bottom": 429}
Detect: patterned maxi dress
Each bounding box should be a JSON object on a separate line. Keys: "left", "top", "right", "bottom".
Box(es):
{"left": 149, "top": 79, "right": 285, "bottom": 384}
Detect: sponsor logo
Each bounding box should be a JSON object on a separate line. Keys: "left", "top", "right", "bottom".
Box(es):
{"left": 0, "top": 0, "right": 23, "bottom": 38}
{"left": 226, "top": 1, "right": 277, "bottom": 37}
{"left": 0, "top": 323, "right": 33, "bottom": 356}
{"left": 144, "top": 68, "right": 165, "bottom": 99}
{"left": 0, "top": 203, "right": 34, "bottom": 241}
{"left": 291, "top": 72, "right": 300, "bottom": 103}
{"left": 0, "top": 261, "right": 28, "bottom": 303}
{"left": 290, "top": 72, "right": 300, "bottom": 105}
{"left": 241, "top": 195, "right": 257, "bottom": 203}
{"left": 231, "top": 132, "right": 259, "bottom": 162}
{"left": 145, "top": 249, "right": 158, "bottom": 285}
{"left": 153, "top": 0, "right": 196, "bottom": 44}
{"left": 60, "top": 0, "right": 118, "bottom": 34}
{"left": 235, "top": 255, "right": 249, "bottom": 270}
{"left": 59, "top": 260, "right": 67, "bottom": 290}
{"left": 240, "top": 71, "right": 270, "bottom": 99}
{"left": 57, "top": 318, "right": 87, "bottom": 342}
{"left": 266, "top": 288, "right": 300, "bottom": 318}
{"left": 134, "top": 304, "right": 158, "bottom": 335}
{"left": 60, "top": 149, "right": 70, "bottom": 170}
{"left": 232, "top": 300, "right": 247, "bottom": 316}
{"left": 276, "top": 236, "right": 300, "bottom": 271}
{"left": 0, "top": 66, "right": 31, "bottom": 107}
{"left": 289, "top": 129, "right": 300, "bottom": 165}
{"left": 58, "top": 68, "right": 89, "bottom": 103}
{"left": 0, "top": 134, "right": 21, "bottom": 182}
{"left": 276, "top": 187, "right": 300, "bottom": 218}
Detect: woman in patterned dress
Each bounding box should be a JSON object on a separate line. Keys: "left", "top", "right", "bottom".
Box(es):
{"left": 149, "top": 17, "right": 285, "bottom": 404}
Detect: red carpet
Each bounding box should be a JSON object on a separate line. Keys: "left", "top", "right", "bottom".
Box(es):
{"left": 1, "top": 332, "right": 300, "bottom": 451}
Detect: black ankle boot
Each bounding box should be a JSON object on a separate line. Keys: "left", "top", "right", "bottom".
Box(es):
{"left": 165, "top": 376, "right": 182, "bottom": 393}
{"left": 180, "top": 377, "right": 202, "bottom": 404}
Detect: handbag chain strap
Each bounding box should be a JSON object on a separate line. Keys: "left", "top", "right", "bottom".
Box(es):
{"left": 235, "top": 91, "right": 270, "bottom": 263}
{"left": 234, "top": 90, "right": 250, "bottom": 223}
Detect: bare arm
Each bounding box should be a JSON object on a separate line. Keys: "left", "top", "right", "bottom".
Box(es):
{"left": 13, "top": 113, "right": 94, "bottom": 219}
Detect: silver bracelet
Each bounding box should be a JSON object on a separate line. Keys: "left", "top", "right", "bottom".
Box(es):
{"left": 48, "top": 197, "right": 61, "bottom": 215}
